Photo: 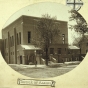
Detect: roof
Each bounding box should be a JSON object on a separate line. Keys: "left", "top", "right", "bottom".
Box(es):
{"left": 2, "top": 15, "right": 67, "bottom": 30}
{"left": 68, "top": 46, "right": 80, "bottom": 49}
{"left": 21, "top": 45, "right": 41, "bottom": 50}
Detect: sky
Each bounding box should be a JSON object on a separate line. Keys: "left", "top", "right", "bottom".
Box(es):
{"left": 2, "top": 2, "right": 80, "bottom": 44}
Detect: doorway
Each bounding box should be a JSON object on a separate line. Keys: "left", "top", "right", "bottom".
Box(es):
{"left": 20, "top": 56, "right": 22, "bottom": 64}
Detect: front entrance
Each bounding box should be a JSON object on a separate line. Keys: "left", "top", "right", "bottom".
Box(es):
{"left": 58, "top": 55, "right": 62, "bottom": 63}
{"left": 20, "top": 56, "right": 22, "bottom": 64}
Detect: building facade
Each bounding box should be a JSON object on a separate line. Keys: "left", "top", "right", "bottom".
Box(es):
{"left": 79, "top": 35, "right": 88, "bottom": 54}
{"left": 2, "top": 15, "right": 80, "bottom": 65}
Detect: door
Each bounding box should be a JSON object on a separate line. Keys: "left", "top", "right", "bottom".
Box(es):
{"left": 20, "top": 56, "right": 22, "bottom": 64}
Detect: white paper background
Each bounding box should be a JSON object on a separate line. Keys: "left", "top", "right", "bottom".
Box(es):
{"left": 0, "top": 0, "right": 88, "bottom": 88}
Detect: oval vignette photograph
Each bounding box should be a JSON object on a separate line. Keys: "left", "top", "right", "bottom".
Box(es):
{"left": 0, "top": 2, "right": 88, "bottom": 78}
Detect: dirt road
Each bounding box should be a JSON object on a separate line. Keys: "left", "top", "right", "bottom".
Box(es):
{"left": 9, "top": 64, "right": 78, "bottom": 78}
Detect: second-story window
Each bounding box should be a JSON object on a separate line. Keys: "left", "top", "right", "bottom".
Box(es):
{"left": 62, "top": 34, "right": 65, "bottom": 44}
{"left": 19, "top": 32, "right": 21, "bottom": 44}
{"left": 6, "top": 39, "right": 8, "bottom": 48}
{"left": 12, "top": 36, "right": 14, "bottom": 46}
{"left": 28, "top": 31, "right": 31, "bottom": 43}
{"left": 4, "top": 39, "right": 6, "bottom": 48}
{"left": 10, "top": 37, "right": 12, "bottom": 47}
{"left": 17, "top": 33, "right": 19, "bottom": 45}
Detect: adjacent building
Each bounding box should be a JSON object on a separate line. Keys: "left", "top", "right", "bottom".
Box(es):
{"left": 77, "top": 35, "right": 88, "bottom": 60}
{"left": 79, "top": 35, "right": 88, "bottom": 54}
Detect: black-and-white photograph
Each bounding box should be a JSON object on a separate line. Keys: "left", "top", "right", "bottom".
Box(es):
{"left": 0, "top": 2, "right": 88, "bottom": 78}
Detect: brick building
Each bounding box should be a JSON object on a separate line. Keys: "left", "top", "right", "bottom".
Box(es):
{"left": 2, "top": 15, "right": 79, "bottom": 65}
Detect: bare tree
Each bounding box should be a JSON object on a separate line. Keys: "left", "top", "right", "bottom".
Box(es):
{"left": 69, "top": 10, "right": 88, "bottom": 54}
{"left": 32, "top": 14, "right": 60, "bottom": 65}
{"left": 69, "top": 10, "right": 88, "bottom": 36}
{"left": 72, "top": 34, "right": 82, "bottom": 46}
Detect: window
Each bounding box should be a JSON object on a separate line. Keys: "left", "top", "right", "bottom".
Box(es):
{"left": 6, "top": 38, "right": 8, "bottom": 48}
{"left": 17, "top": 33, "right": 19, "bottom": 45}
{"left": 10, "top": 37, "right": 12, "bottom": 47}
{"left": 4, "top": 39, "right": 6, "bottom": 48}
{"left": 5, "top": 38, "right": 8, "bottom": 48}
{"left": 50, "top": 48, "right": 54, "bottom": 54}
{"left": 20, "top": 56, "right": 22, "bottom": 64}
{"left": 12, "top": 36, "right": 14, "bottom": 46}
{"left": 65, "top": 48, "right": 66, "bottom": 51}
{"left": 5, "top": 39, "right": 8, "bottom": 48}
{"left": 28, "top": 31, "right": 31, "bottom": 43}
{"left": 62, "top": 34, "right": 65, "bottom": 40}
{"left": 10, "top": 36, "right": 14, "bottom": 47}
{"left": 62, "top": 34, "right": 65, "bottom": 44}
{"left": 57, "top": 48, "right": 61, "bottom": 54}
{"left": 19, "top": 32, "right": 21, "bottom": 44}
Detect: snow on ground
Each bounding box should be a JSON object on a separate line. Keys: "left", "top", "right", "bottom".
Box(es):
{"left": 9, "top": 62, "right": 79, "bottom": 78}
